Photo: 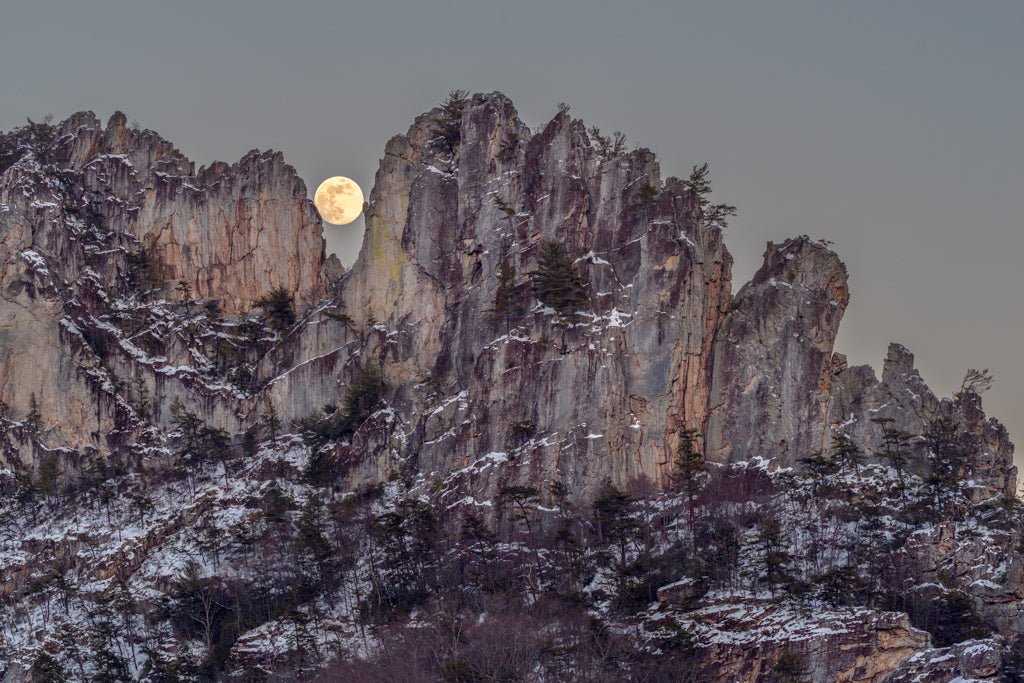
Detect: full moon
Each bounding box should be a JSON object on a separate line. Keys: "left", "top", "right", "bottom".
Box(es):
{"left": 314, "top": 176, "right": 364, "bottom": 225}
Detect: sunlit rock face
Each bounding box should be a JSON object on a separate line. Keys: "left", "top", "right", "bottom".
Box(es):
{"left": 84, "top": 111, "right": 326, "bottom": 313}
{"left": 689, "top": 603, "right": 929, "bottom": 682}
{"left": 705, "top": 237, "right": 850, "bottom": 466}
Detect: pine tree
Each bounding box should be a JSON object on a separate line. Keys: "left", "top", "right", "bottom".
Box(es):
{"left": 297, "top": 493, "right": 333, "bottom": 585}
{"left": 756, "top": 514, "right": 792, "bottom": 596}
{"left": 200, "top": 425, "right": 231, "bottom": 484}
{"left": 924, "top": 417, "right": 964, "bottom": 516}
{"left": 499, "top": 485, "right": 540, "bottom": 537}
{"left": 432, "top": 89, "right": 469, "bottom": 155}
{"left": 241, "top": 426, "right": 258, "bottom": 457}
{"left": 872, "top": 417, "right": 915, "bottom": 496}
{"left": 670, "top": 428, "right": 706, "bottom": 548}
{"left": 831, "top": 432, "right": 865, "bottom": 476}
{"left": 342, "top": 364, "right": 385, "bottom": 431}
{"left": 592, "top": 482, "right": 639, "bottom": 581}
{"left": 799, "top": 450, "right": 839, "bottom": 497}
{"left": 131, "top": 374, "right": 151, "bottom": 419}
{"left": 260, "top": 402, "right": 281, "bottom": 442}
{"left": 29, "top": 651, "right": 65, "bottom": 683}
{"left": 683, "top": 163, "right": 737, "bottom": 228}
{"left": 253, "top": 286, "right": 296, "bottom": 331}
{"left": 26, "top": 392, "right": 42, "bottom": 433}
{"left": 957, "top": 368, "right": 994, "bottom": 400}
{"left": 171, "top": 397, "right": 204, "bottom": 459}
{"left": 531, "top": 241, "right": 587, "bottom": 322}
{"left": 588, "top": 127, "right": 627, "bottom": 157}
{"left": 35, "top": 453, "right": 60, "bottom": 499}
{"left": 488, "top": 257, "right": 522, "bottom": 333}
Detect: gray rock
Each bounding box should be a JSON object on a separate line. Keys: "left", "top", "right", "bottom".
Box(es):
{"left": 705, "top": 237, "right": 849, "bottom": 466}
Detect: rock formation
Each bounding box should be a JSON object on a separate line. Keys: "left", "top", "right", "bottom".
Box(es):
{"left": 0, "top": 94, "right": 1019, "bottom": 682}
{"left": 705, "top": 237, "right": 849, "bottom": 465}
{"left": 334, "top": 92, "right": 733, "bottom": 499}
{"left": 2, "top": 95, "right": 1010, "bottom": 500}
{"left": 831, "top": 342, "right": 1017, "bottom": 498}
{"left": 0, "top": 111, "right": 328, "bottom": 455}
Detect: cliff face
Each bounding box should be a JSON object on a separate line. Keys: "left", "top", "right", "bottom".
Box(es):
{"left": 0, "top": 96, "right": 736, "bottom": 487}
{"left": 705, "top": 237, "right": 849, "bottom": 465}
{"left": 337, "top": 92, "right": 732, "bottom": 498}
{"left": 1, "top": 96, "right": 1011, "bottom": 499}
{"left": 0, "top": 111, "right": 328, "bottom": 454}
{"left": 0, "top": 94, "right": 1020, "bottom": 682}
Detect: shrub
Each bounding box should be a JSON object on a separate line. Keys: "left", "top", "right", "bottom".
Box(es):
{"left": 531, "top": 241, "right": 587, "bottom": 320}
{"left": 253, "top": 286, "right": 296, "bottom": 331}
{"left": 342, "top": 364, "right": 385, "bottom": 430}
{"left": 431, "top": 89, "right": 469, "bottom": 155}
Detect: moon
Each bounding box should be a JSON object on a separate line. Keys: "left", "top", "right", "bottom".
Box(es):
{"left": 314, "top": 176, "right": 364, "bottom": 225}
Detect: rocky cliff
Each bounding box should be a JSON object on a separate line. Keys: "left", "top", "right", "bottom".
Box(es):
{"left": 2, "top": 95, "right": 1010, "bottom": 499}
{"left": 706, "top": 237, "right": 849, "bottom": 465}
{"left": 0, "top": 111, "right": 329, "bottom": 458}
{"left": 335, "top": 92, "right": 732, "bottom": 500}
{"left": 0, "top": 94, "right": 1020, "bottom": 682}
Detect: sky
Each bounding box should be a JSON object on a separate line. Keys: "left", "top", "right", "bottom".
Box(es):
{"left": 3, "top": 1, "right": 1022, "bottom": 473}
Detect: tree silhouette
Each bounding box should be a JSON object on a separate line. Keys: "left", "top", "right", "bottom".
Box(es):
{"left": 531, "top": 241, "right": 587, "bottom": 322}
{"left": 432, "top": 89, "right": 469, "bottom": 155}
{"left": 670, "top": 428, "right": 706, "bottom": 549}
{"left": 683, "top": 163, "right": 736, "bottom": 228}
{"left": 253, "top": 286, "right": 296, "bottom": 331}
{"left": 488, "top": 257, "right": 522, "bottom": 334}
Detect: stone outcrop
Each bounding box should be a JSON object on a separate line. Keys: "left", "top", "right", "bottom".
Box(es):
{"left": 0, "top": 111, "right": 328, "bottom": 452}
{"left": 59, "top": 111, "right": 325, "bottom": 312}
{"left": 831, "top": 342, "right": 1017, "bottom": 498}
{"left": 335, "top": 92, "right": 733, "bottom": 498}
{"left": 1, "top": 92, "right": 1021, "bottom": 683}
{"left": 888, "top": 638, "right": 1005, "bottom": 682}
{"left": 900, "top": 521, "right": 1024, "bottom": 637}
{"left": 705, "top": 237, "right": 849, "bottom": 465}
{"left": 4, "top": 95, "right": 1013, "bottom": 500}
{"left": 686, "top": 602, "right": 928, "bottom": 682}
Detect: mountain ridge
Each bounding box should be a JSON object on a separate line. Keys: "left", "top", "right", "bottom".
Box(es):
{"left": 0, "top": 92, "right": 1019, "bottom": 682}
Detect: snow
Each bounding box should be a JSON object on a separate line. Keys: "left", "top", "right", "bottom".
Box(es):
{"left": 959, "top": 642, "right": 992, "bottom": 657}
{"left": 19, "top": 249, "right": 48, "bottom": 271}
{"left": 575, "top": 251, "right": 611, "bottom": 266}
{"left": 605, "top": 308, "right": 632, "bottom": 328}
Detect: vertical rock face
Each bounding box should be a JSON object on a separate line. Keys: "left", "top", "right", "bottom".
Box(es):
{"left": 77, "top": 111, "right": 326, "bottom": 312}
{"left": 705, "top": 237, "right": 849, "bottom": 465}
{"left": 0, "top": 94, "right": 1014, "bottom": 504}
{"left": 337, "top": 92, "right": 733, "bottom": 497}
{"left": 0, "top": 111, "right": 327, "bottom": 450}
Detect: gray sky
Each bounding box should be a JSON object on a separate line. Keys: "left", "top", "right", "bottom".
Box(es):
{"left": 4, "top": 1, "right": 1022, "bottom": 472}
